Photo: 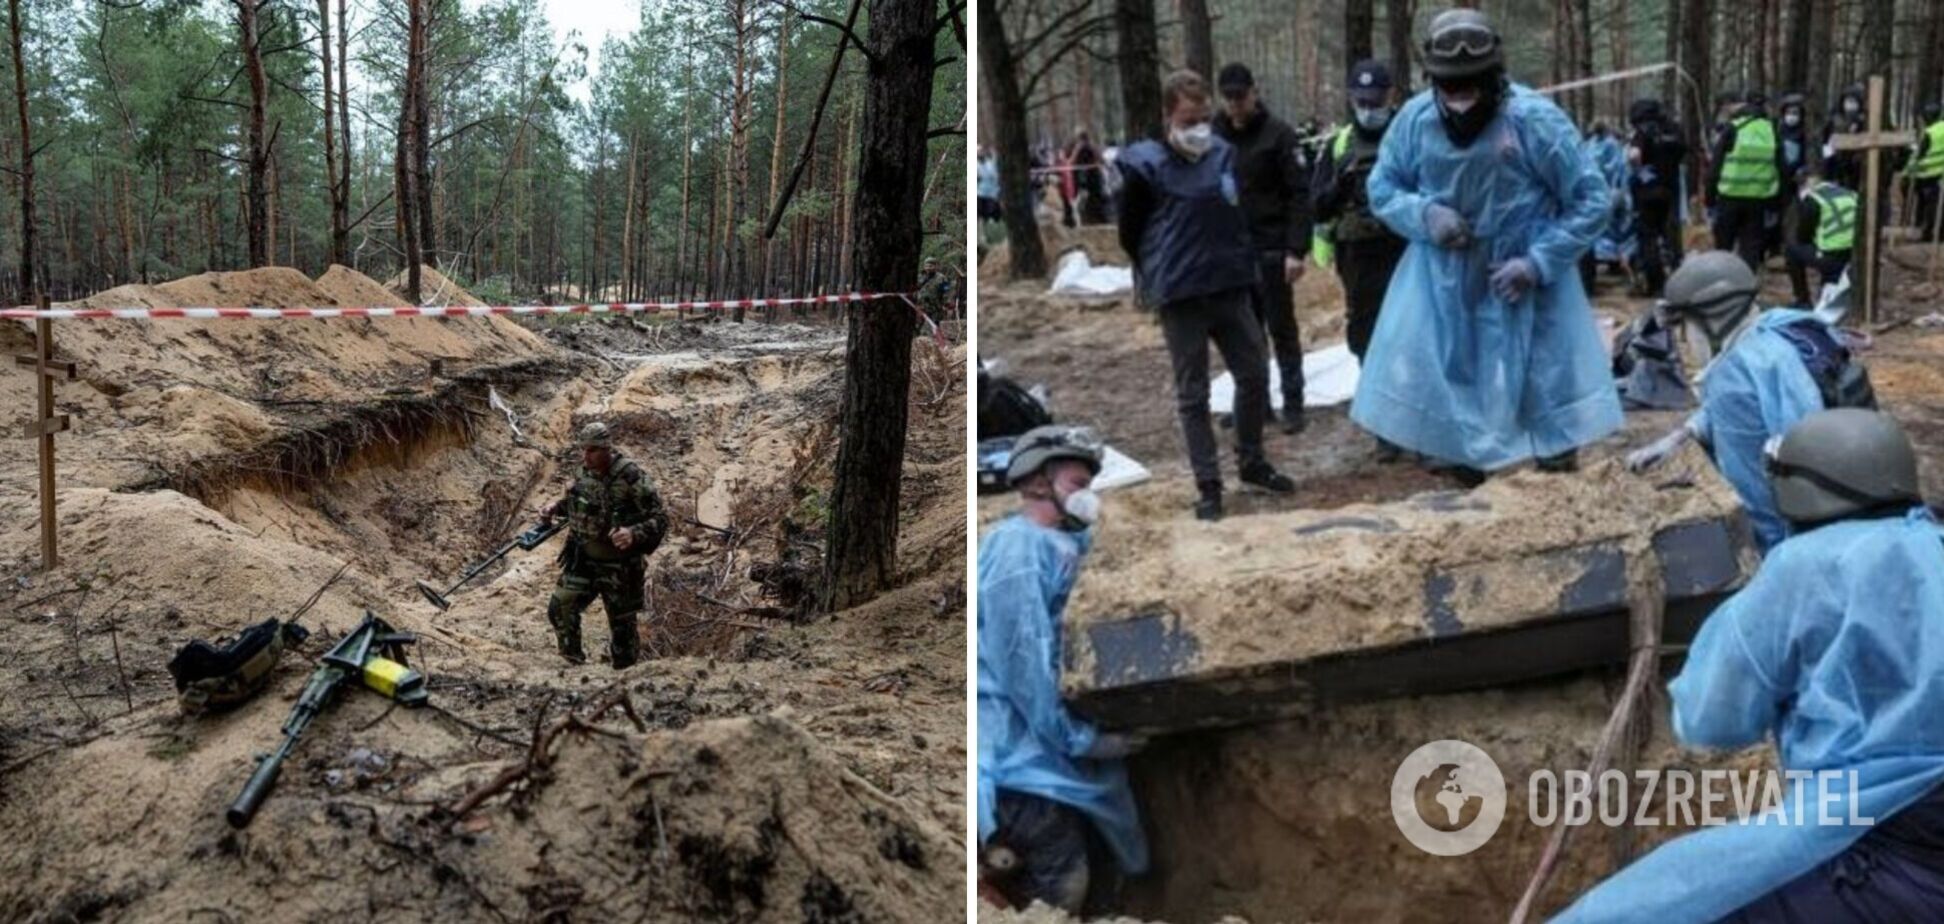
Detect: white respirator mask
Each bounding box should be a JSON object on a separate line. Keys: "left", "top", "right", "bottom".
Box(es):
{"left": 1354, "top": 105, "right": 1393, "bottom": 131}
{"left": 1056, "top": 487, "right": 1102, "bottom": 531}
{"left": 1170, "top": 123, "right": 1214, "bottom": 160}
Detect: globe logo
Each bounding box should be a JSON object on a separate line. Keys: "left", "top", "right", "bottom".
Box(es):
{"left": 1391, "top": 739, "right": 1507, "bottom": 855}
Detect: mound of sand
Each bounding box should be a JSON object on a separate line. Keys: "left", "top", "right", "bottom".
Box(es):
{"left": 0, "top": 266, "right": 552, "bottom": 492}
{"left": 387, "top": 264, "right": 488, "bottom": 307}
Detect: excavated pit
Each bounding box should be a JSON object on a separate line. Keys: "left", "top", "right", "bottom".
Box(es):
{"left": 0, "top": 267, "right": 968, "bottom": 921}
{"left": 978, "top": 252, "right": 1944, "bottom": 920}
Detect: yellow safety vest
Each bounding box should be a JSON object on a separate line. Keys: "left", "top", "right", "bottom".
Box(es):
{"left": 1311, "top": 127, "right": 1355, "bottom": 269}
{"left": 1719, "top": 116, "right": 1780, "bottom": 200}
{"left": 1807, "top": 184, "right": 1857, "bottom": 253}
{"left": 1911, "top": 121, "right": 1944, "bottom": 180}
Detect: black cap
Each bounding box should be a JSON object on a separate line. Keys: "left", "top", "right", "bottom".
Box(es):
{"left": 1347, "top": 59, "right": 1392, "bottom": 104}
{"left": 1217, "top": 63, "right": 1254, "bottom": 95}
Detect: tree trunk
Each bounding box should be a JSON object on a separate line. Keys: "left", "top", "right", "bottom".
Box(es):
{"left": 1387, "top": 0, "right": 1414, "bottom": 97}
{"left": 1916, "top": 0, "right": 1944, "bottom": 117}
{"left": 1181, "top": 0, "right": 1214, "bottom": 77}
{"left": 398, "top": 0, "right": 425, "bottom": 301}
{"left": 678, "top": 37, "right": 694, "bottom": 299}
{"left": 820, "top": 0, "right": 933, "bottom": 613}
{"left": 1861, "top": 0, "right": 1891, "bottom": 82}
{"left": 729, "top": 0, "right": 753, "bottom": 318}
{"left": 1574, "top": 0, "right": 1593, "bottom": 122}
{"left": 318, "top": 0, "right": 346, "bottom": 266}
{"left": 336, "top": 0, "right": 351, "bottom": 266}
{"left": 1115, "top": 0, "right": 1162, "bottom": 143}
{"left": 237, "top": 0, "right": 271, "bottom": 267}
{"left": 979, "top": 0, "right": 1047, "bottom": 279}
{"left": 1346, "top": 0, "right": 1375, "bottom": 78}
{"left": 1681, "top": 0, "right": 1711, "bottom": 196}
{"left": 765, "top": 12, "right": 791, "bottom": 295}
{"left": 8, "top": 0, "right": 36, "bottom": 298}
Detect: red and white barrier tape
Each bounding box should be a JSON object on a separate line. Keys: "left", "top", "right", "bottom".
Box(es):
{"left": 0, "top": 291, "right": 904, "bottom": 320}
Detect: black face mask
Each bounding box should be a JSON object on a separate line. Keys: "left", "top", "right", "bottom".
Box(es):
{"left": 1433, "top": 73, "right": 1505, "bottom": 148}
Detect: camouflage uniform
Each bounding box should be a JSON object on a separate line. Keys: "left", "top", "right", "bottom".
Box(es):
{"left": 544, "top": 451, "right": 668, "bottom": 668}
{"left": 916, "top": 266, "right": 953, "bottom": 321}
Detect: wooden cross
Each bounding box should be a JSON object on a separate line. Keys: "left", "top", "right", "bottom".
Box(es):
{"left": 1829, "top": 76, "right": 1917, "bottom": 324}
{"left": 13, "top": 297, "right": 76, "bottom": 571}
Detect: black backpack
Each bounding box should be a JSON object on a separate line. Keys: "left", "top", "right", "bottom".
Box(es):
{"left": 1774, "top": 318, "right": 1877, "bottom": 411}
{"left": 977, "top": 366, "right": 1051, "bottom": 440}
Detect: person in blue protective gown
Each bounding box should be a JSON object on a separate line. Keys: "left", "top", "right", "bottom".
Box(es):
{"left": 1578, "top": 123, "right": 1636, "bottom": 292}
{"left": 977, "top": 425, "right": 1146, "bottom": 914}
{"left": 1348, "top": 8, "right": 1623, "bottom": 485}
{"left": 1561, "top": 408, "right": 1944, "bottom": 922}
{"left": 1623, "top": 250, "right": 1877, "bottom": 551}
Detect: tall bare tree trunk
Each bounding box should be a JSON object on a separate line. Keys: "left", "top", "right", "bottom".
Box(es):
{"left": 1387, "top": 0, "right": 1414, "bottom": 96}
{"left": 765, "top": 12, "right": 791, "bottom": 295}
{"left": 1861, "top": 0, "right": 1891, "bottom": 82}
{"left": 729, "top": 0, "right": 753, "bottom": 319}
{"left": 1180, "top": 0, "right": 1214, "bottom": 77}
{"left": 1346, "top": 0, "right": 1375, "bottom": 78}
{"left": 8, "top": 0, "right": 36, "bottom": 299}
{"left": 979, "top": 0, "right": 1047, "bottom": 279}
{"left": 237, "top": 0, "right": 272, "bottom": 267}
{"left": 1116, "top": 0, "right": 1162, "bottom": 143}
{"left": 336, "top": 0, "right": 351, "bottom": 266}
{"left": 319, "top": 0, "right": 346, "bottom": 266}
{"left": 677, "top": 38, "right": 694, "bottom": 298}
{"left": 821, "top": 0, "right": 934, "bottom": 612}
{"left": 1917, "top": 0, "right": 1944, "bottom": 116}
{"left": 1681, "top": 0, "right": 1712, "bottom": 196}
{"left": 398, "top": 0, "right": 425, "bottom": 301}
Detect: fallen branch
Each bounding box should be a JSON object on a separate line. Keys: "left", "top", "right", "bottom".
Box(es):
{"left": 443, "top": 686, "right": 646, "bottom": 821}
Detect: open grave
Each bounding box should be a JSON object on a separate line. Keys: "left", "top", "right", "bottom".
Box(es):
{"left": 978, "top": 230, "right": 1944, "bottom": 921}
{"left": 0, "top": 266, "right": 967, "bottom": 921}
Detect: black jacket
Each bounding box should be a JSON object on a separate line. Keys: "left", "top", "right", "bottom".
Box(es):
{"left": 1212, "top": 105, "right": 1312, "bottom": 257}
{"left": 1629, "top": 122, "right": 1687, "bottom": 199}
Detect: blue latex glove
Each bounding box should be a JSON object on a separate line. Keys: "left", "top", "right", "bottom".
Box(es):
{"left": 1489, "top": 258, "right": 1539, "bottom": 301}
{"left": 1424, "top": 202, "right": 1472, "bottom": 249}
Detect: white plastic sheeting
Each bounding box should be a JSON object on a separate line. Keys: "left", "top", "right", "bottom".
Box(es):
{"left": 1047, "top": 250, "right": 1134, "bottom": 297}
{"left": 1209, "top": 342, "right": 1361, "bottom": 413}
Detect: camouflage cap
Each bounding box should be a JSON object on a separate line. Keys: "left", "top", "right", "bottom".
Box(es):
{"left": 579, "top": 421, "right": 613, "bottom": 448}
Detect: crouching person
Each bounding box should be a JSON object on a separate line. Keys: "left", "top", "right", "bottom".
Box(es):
{"left": 977, "top": 426, "right": 1147, "bottom": 913}
{"left": 1562, "top": 409, "right": 1944, "bottom": 923}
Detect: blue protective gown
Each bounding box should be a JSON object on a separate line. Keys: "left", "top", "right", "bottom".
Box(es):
{"left": 1558, "top": 508, "right": 1944, "bottom": 922}
{"left": 976, "top": 515, "right": 1148, "bottom": 874}
{"left": 1350, "top": 85, "right": 1624, "bottom": 469}
{"left": 1688, "top": 309, "right": 1828, "bottom": 552}
{"left": 1585, "top": 134, "right": 1636, "bottom": 262}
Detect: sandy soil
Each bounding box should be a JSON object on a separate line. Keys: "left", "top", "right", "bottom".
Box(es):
{"left": 978, "top": 229, "right": 1944, "bottom": 922}
{"left": 0, "top": 267, "right": 966, "bottom": 921}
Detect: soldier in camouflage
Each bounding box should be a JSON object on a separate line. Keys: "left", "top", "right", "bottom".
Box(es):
{"left": 915, "top": 256, "right": 954, "bottom": 321}
{"left": 540, "top": 422, "right": 668, "bottom": 668}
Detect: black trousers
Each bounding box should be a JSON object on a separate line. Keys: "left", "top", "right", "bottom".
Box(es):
{"left": 1634, "top": 188, "right": 1680, "bottom": 296}
{"left": 1160, "top": 287, "right": 1269, "bottom": 487}
{"left": 1250, "top": 251, "right": 1304, "bottom": 412}
{"left": 1726, "top": 783, "right": 1944, "bottom": 922}
{"left": 1336, "top": 236, "right": 1408, "bottom": 361}
{"left": 1714, "top": 198, "right": 1770, "bottom": 272}
{"left": 1785, "top": 243, "right": 1851, "bottom": 303}
{"left": 1915, "top": 178, "right": 1942, "bottom": 242}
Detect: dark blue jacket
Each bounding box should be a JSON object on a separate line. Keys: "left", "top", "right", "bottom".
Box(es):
{"left": 1115, "top": 137, "right": 1258, "bottom": 306}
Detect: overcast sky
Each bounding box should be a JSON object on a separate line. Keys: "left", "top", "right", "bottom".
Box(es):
{"left": 535, "top": 0, "right": 639, "bottom": 103}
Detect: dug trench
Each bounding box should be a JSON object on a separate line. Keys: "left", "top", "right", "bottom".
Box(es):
{"left": 979, "top": 229, "right": 1944, "bottom": 923}
{"left": 0, "top": 266, "right": 967, "bottom": 921}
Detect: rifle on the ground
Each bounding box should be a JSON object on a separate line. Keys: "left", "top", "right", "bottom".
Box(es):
{"left": 415, "top": 519, "right": 563, "bottom": 611}
{"left": 226, "top": 611, "right": 429, "bottom": 828}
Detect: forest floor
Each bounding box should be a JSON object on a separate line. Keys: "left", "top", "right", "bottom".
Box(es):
{"left": 0, "top": 266, "right": 967, "bottom": 922}
{"left": 977, "top": 221, "right": 1944, "bottom": 923}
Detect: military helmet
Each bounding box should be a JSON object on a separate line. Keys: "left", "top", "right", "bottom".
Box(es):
{"left": 168, "top": 619, "right": 309, "bottom": 714}
{"left": 1006, "top": 424, "right": 1105, "bottom": 486}
{"left": 1422, "top": 9, "right": 1503, "bottom": 80}
{"left": 1662, "top": 250, "right": 1759, "bottom": 321}
{"left": 579, "top": 421, "right": 613, "bottom": 449}
{"left": 1764, "top": 409, "right": 1921, "bottom": 526}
